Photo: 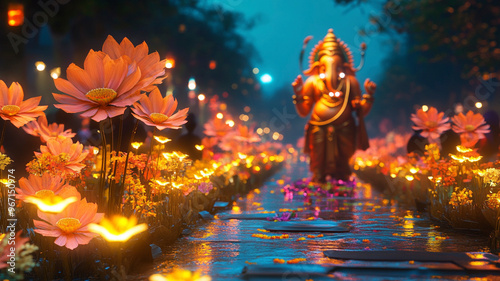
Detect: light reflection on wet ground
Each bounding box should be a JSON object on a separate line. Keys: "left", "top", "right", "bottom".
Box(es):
{"left": 147, "top": 164, "right": 493, "bottom": 280}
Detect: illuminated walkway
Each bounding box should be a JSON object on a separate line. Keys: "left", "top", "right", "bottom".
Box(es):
{"left": 144, "top": 163, "right": 492, "bottom": 280}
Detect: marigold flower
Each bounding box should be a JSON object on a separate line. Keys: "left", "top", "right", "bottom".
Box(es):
{"left": 410, "top": 107, "right": 450, "bottom": 142}
{"left": 131, "top": 88, "right": 189, "bottom": 130}
{"left": 451, "top": 110, "right": 490, "bottom": 147}
{"left": 0, "top": 80, "right": 46, "bottom": 128}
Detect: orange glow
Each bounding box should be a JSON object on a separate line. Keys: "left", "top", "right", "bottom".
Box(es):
{"left": 209, "top": 60, "right": 216, "bottom": 70}
{"left": 131, "top": 142, "right": 143, "bottom": 149}
{"left": 8, "top": 4, "right": 24, "bottom": 27}
{"left": 154, "top": 136, "right": 171, "bottom": 144}
{"left": 88, "top": 215, "right": 147, "bottom": 242}
{"left": 165, "top": 58, "right": 175, "bottom": 69}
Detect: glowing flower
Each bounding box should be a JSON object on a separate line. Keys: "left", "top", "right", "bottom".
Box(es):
{"left": 0, "top": 80, "right": 46, "bottom": 128}
{"left": 53, "top": 50, "right": 148, "bottom": 122}
{"left": 451, "top": 111, "right": 490, "bottom": 147}
{"left": 33, "top": 198, "right": 103, "bottom": 250}
{"left": 88, "top": 215, "right": 147, "bottom": 242}
{"left": 410, "top": 107, "right": 450, "bottom": 142}
{"left": 23, "top": 114, "right": 76, "bottom": 142}
{"left": 16, "top": 173, "right": 73, "bottom": 201}
{"left": 102, "top": 35, "right": 166, "bottom": 92}
{"left": 131, "top": 87, "right": 189, "bottom": 130}
{"left": 233, "top": 124, "right": 261, "bottom": 143}
{"left": 36, "top": 136, "right": 89, "bottom": 175}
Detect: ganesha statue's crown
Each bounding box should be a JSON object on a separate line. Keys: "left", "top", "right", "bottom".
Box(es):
{"left": 303, "top": 29, "right": 357, "bottom": 75}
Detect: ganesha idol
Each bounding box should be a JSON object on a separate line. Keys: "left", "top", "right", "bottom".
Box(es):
{"left": 292, "top": 29, "right": 376, "bottom": 183}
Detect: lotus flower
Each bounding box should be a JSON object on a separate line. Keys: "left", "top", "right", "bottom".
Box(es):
{"left": 0, "top": 80, "right": 46, "bottom": 128}
{"left": 410, "top": 107, "right": 450, "bottom": 142}
{"left": 33, "top": 197, "right": 104, "bottom": 250}
{"left": 23, "top": 114, "right": 76, "bottom": 142}
{"left": 452, "top": 110, "right": 490, "bottom": 147}
{"left": 102, "top": 35, "right": 166, "bottom": 92}
{"left": 53, "top": 50, "right": 149, "bottom": 122}
{"left": 131, "top": 87, "right": 189, "bottom": 130}
{"left": 36, "top": 136, "right": 88, "bottom": 175}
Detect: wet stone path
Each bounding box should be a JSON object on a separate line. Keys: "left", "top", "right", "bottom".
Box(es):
{"left": 145, "top": 163, "right": 493, "bottom": 280}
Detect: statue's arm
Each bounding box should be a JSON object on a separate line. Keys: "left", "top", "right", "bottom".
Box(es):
{"left": 292, "top": 75, "right": 315, "bottom": 117}
{"left": 351, "top": 78, "right": 376, "bottom": 117}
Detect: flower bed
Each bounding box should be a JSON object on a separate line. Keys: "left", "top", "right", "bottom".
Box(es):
{"left": 352, "top": 107, "right": 500, "bottom": 252}
{"left": 0, "top": 36, "right": 288, "bottom": 280}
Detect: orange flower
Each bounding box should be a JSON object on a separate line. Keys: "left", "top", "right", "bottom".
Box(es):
{"left": 410, "top": 107, "right": 450, "bottom": 142}
{"left": 23, "top": 114, "right": 76, "bottom": 143}
{"left": 33, "top": 197, "right": 104, "bottom": 250}
{"left": 0, "top": 80, "right": 46, "bottom": 128}
{"left": 233, "top": 124, "right": 261, "bottom": 143}
{"left": 53, "top": 50, "right": 147, "bottom": 122}
{"left": 16, "top": 173, "right": 74, "bottom": 201}
{"left": 35, "top": 136, "right": 88, "bottom": 175}
{"left": 204, "top": 117, "right": 233, "bottom": 139}
{"left": 102, "top": 35, "right": 166, "bottom": 92}
{"left": 131, "top": 87, "right": 189, "bottom": 130}
{"left": 452, "top": 110, "right": 490, "bottom": 147}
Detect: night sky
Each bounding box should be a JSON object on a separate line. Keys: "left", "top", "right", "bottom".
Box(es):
{"left": 203, "top": 0, "right": 396, "bottom": 98}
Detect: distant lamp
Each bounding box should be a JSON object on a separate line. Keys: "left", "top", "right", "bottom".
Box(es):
{"left": 35, "top": 61, "right": 46, "bottom": 71}
{"left": 216, "top": 113, "right": 223, "bottom": 119}
{"left": 188, "top": 78, "right": 196, "bottom": 90}
{"left": 8, "top": 4, "right": 24, "bottom": 27}
{"left": 50, "top": 67, "right": 61, "bottom": 79}
{"left": 421, "top": 105, "right": 429, "bottom": 112}
{"left": 209, "top": 60, "right": 217, "bottom": 70}
{"left": 475, "top": 102, "right": 483, "bottom": 109}
{"left": 260, "top": 74, "right": 272, "bottom": 84}
{"left": 165, "top": 58, "right": 175, "bottom": 69}
{"left": 198, "top": 94, "right": 205, "bottom": 101}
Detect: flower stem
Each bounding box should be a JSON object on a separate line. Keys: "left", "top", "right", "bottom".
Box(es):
{"left": 121, "top": 120, "right": 139, "bottom": 200}
{"left": 99, "top": 121, "right": 108, "bottom": 207}
{"left": 0, "top": 119, "right": 6, "bottom": 151}
{"left": 143, "top": 128, "right": 157, "bottom": 199}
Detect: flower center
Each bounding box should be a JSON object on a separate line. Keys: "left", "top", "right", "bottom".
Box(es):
{"left": 424, "top": 120, "right": 437, "bottom": 129}
{"left": 85, "top": 88, "right": 117, "bottom": 105}
{"left": 56, "top": 217, "right": 82, "bottom": 233}
{"left": 149, "top": 113, "right": 169, "bottom": 124}
{"left": 465, "top": 125, "right": 475, "bottom": 132}
{"left": 1, "top": 105, "right": 20, "bottom": 116}
{"left": 35, "top": 189, "right": 56, "bottom": 198}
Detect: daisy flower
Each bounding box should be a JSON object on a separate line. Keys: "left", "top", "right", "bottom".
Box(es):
{"left": 0, "top": 80, "right": 46, "bottom": 128}
{"left": 451, "top": 110, "right": 490, "bottom": 147}
{"left": 131, "top": 87, "right": 189, "bottom": 130}
{"left": 410, "top": 107, "right": 450, "bottom": 142}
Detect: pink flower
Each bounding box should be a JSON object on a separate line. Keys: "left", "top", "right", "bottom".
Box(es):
{"left": 452, "top": 110, "right": 490, "bottom": 147}
{"left": 411, "top": 107, "right": 450, "bottom": 142}
{"left": 16, "top": 173, "right": 74, "bottom": 201}
{"left": 0, "top": 80, "right": 46, "bottom": 128}
{"left": 34, "top": 197, "right": 104, "bottom": 250}
{"left": 131, "top": 87, "right": 189, "bottom": 130}
{"left": 23, "top": 114, "right": 76, "bottom": 143}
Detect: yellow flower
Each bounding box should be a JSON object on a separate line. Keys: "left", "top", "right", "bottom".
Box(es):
{"left": 88, "top": 215, "right": 147, "bottom": 242}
